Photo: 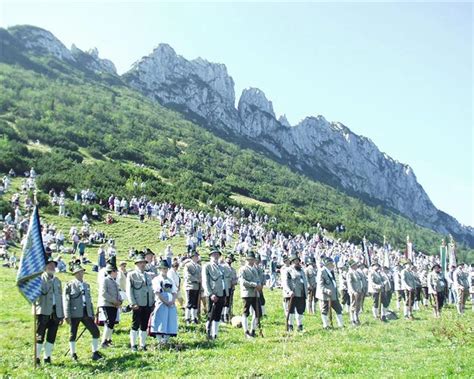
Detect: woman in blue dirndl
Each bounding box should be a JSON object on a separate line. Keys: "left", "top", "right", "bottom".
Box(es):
{"left": 149, "top": 260, "right": 178, "bottom": 345}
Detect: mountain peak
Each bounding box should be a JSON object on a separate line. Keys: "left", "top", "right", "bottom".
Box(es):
{"left": 278, "top": 114, "right": 291, "bottom": 127}
{"left": 70, "top": 44, "right": 117, "bottom": 74}
{"left": 8, "top": 24, "right": 75, "bottom": 62}
{"left": 238, "top": 88, "right": 275, "bottom": 117}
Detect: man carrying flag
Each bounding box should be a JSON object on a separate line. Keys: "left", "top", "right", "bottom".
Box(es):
{"left": 16, "top": 206, "right": 47, "bottom": 368}
{"left": 35, "top": 256, "right": 64, "bottom": 365}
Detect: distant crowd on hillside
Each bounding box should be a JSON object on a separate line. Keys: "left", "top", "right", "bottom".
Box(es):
{"left": 1, "top": 168, "right": 473, "bottom": 313}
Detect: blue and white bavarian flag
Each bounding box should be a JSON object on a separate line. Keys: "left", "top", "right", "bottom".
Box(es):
{"left": 16, "top": 206, "right": 46, "bottom": 303}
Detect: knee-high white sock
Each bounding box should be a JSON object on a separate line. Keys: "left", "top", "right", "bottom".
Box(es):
{"left": 140, "top": 330, "right": 147, "bottom": 347}
{"left": 130, "top": 330, "right": 138, "bottom": 347}
{"left": 372, "top": 307, "right": 378, "bottom": 318}
{"left": 295, "top": 313, "right": 303, "bottom": 326}
{"left": 321, "top": 314, "right": 329, "bottom": 328}
{"left": 396, "top": 300, "right": 400, "bottom": 310}
{"left": 336, "top": 314, "right": 344, "bottom": 328}
{"left": 36, "top": 343, "right": 43, "bottom": 359}
{"left": 185, "top": 308, "right": 190, "bottom": 320}
{"left": 44, "top": 342, "right": 53, "bottom": 358}
{"left": 288, "top": 313, "right": 295, "bottom": 326}
{"left": 102, "top": 326, "right": 110, "bottom": 343}
{"left": 403, "top": 305, "right": 408, "bottom": 317}
{"left": 69, "top": 341, "right": 76, "bottom": 355}
{"left": 251, "top": 314, "right": 257, "bottom": 331}
{"left": 382, "top": 307, "right": 387, "bottom": 317}
{"left": 242, "top": 315, "right": 248, "bottom": 332}
{"left": 105, "top": 327, "right": 113, "bottom": 341}
{"left": 212, "top": 321, "right": 220, "bottom": 337}
{"left": 92, "top": 338, "right": 99, "bottom": 352}
{"left": 261, "top": 305, "right": 266, "bottom": 316}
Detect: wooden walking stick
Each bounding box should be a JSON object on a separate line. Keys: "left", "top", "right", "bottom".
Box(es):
{"left": 196, "top": 284, "right": 202, "bottom": 322}
{"left": 328, "top": 298, "right": 333, "bottom": 328}
{"left": 433, "top": 293, "right": 440, "bottom": 318}
{"left": 64, "top": 327, "right": 87, "bottom": 356}
{"left": 378, "top": 290, "right": 383, "bottom": 321}
{"left": 255, "top": 291, "right": 264, "bottom": 337}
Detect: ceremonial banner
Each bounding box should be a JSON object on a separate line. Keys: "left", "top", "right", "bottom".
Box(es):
{"left": 440, "top": 240, "right": 447, "bottom": 273}
{"left": 16, "top": 206, "right": 46, "bottom": 303}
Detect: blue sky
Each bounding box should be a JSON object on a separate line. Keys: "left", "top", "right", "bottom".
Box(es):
{"left": 1, "top": 1, "right": 472, "bottom": 226}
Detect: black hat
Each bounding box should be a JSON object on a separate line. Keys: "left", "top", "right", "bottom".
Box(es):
{"left": 71, "top": 263, "right": 85, "bottom": 275}
{"left": 105, "top": 263, "right": 117, "bottom": 272}
{"left": 431, "top": 263, "right": 441, "bottom": 270}
{"left": 246, "top": 251, "right": 256, "bottom": 260}
{"left": 107, "top": 256, "right": 117, "bottom": 267}
{"left": 144, "top": 248, "right": 155, "bottom": 256}
{"left": 226, "top": 253, "right": 236, "bottom": 262}
{"left": 190, "top": 250, "right": 200, "bottom": 258}
{"left": 158, "top": 259, "right": 170, "bottom": 270}
{"left": 45, "top": 256, "right": 58, "bottom": 267}
{"left": 209, "top": 249, "right": 222, "bottom": 257}
{"left": 289, "top": 253, "right": 300, "bottom": 263}
{"left": 322, "top": 257, "right": 334, "bottom": 265}
{"left": 348, "top": 259, "right": 358, "bottom": 267}
{"left": 134, "top": 253, "right": 147, "bottom": 264}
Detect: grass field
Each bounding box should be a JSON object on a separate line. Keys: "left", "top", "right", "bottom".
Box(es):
{"left": 0, "top": 258, "right": 473, "bottom": 378}
{"left": 0, "top": 186, "right": 473, "bottom": 378}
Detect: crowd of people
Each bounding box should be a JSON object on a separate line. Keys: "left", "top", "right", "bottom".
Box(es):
{"left": 1, "top": 169, "right": 473, "bottom": 365}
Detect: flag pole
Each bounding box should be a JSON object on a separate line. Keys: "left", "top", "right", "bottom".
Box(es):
{"left": 33, "top": 193, "right": 38, "bottom": 369}
{"left": 33, "top": 302, "right": 37, "bottom": 368}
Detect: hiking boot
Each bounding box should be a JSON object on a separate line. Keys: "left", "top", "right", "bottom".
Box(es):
{"left": 71, "top": 353, "right": 79, "bottom": 361}
{"left": 43, "top": 357, "right": 51, "bottom": 364}
{"left": 91, "top": 351, "right": 103, "bottom": 361}
{"left": 131, "top": 345, "right": 138, "bottom": 353}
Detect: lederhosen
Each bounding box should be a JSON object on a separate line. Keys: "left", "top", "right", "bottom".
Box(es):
{"left": 186, "top": 264, "right": 200, "bottom": 310}
{"left": 68, "top": 284, "right": 100, "bottom": 341}
{"left": 36, "top": 279, "right": 61, "bottom": 344}
{"left": 131, "top": 274, "right": 153, "bottom": 331}
{"left": 207, "top": 265, "right": 226, "bottom": 322}
{"left": 320, "top": 269, "right": 343, "bottom": 315}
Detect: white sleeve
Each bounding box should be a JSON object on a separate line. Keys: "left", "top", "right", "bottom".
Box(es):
{"left": 152, "top": 277, "right": 162, "bottom": 293}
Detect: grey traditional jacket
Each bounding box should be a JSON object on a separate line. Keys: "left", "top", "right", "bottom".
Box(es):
{"left": 36, "top": 272, "right": 64, "bottom": 318}
{"left": 98, "top": 276, "right": 121, "bottom": 307}
{"left": 202, "top": 262, "right": 227, "bottom": 297}
{"left": 283, "top": 266, "right": 308, "bottom": 298}
{"left": 183, "top": 261, "right": 201, "bottom": 291}
{"left": 126, "top": 269, "right": 155, "bottom": 307}
{"left": 63, "top": 279, "right": 94, "bottom": 319}
{"left": 239, "top": 264, "right": 260, "bottom": 298}
{"left": 316, "top": 267, "right": 338, "bottom": 301}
